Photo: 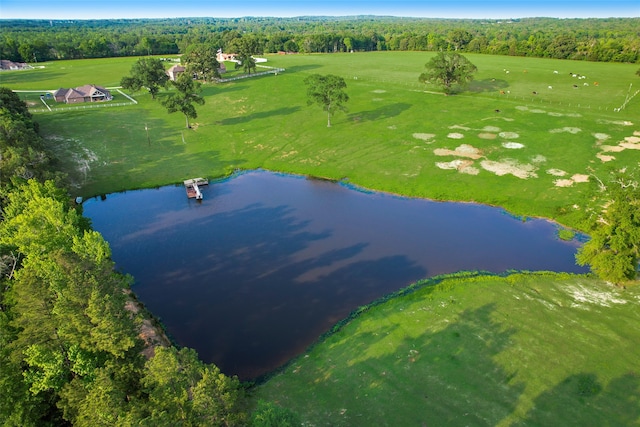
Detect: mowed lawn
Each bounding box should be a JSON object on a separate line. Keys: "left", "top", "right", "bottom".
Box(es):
{"left": 253, "top": 273, "right": 640, "bottom": 426}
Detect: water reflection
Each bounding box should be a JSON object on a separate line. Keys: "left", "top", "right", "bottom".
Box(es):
{"left": 84, "top": 170, "right": 588, "bottom": 380}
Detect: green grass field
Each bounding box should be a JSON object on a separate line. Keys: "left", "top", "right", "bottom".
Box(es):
{"left": 4, "top": 52, "right": 640, "bottom": 424}
{"left": 253, "top": 272, "right": 640, "bottom": 426}
{"left": 5, "top": 52, "right": 639, "bottom": 229}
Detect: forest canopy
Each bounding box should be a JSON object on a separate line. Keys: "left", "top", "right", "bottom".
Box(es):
{"left": 1, "top": 16, "right": 639, "bottom": 63}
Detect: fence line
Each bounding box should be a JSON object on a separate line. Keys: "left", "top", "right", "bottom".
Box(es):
{"left": 30, "top": 101, "right": 136, "bottom": 113}
{"left": 116, "top": 89, "right": 138, "bottom": 104}
{"left": 215, "top": 67, "right": 285, "bottom": 83}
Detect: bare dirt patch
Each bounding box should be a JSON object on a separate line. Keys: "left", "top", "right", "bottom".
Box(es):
{"left": 550, "top": 127, "right": 581, "bottom": 134}
{"left": 482, "top": 126, "right": 501, "bottom": 132}
{"left": 434, "top": 144, "right": 483, "bottom": 159}
{"left": 622, "top": 135, "right": 640, "bottom": 144}
{"left": 531, "top": 155, "right": 547, "bottom": 163}
{"left": 447, "top": 132, "right": 465, "bottom": 139}
{"left": 449, "top": 125, "right": 471, "bottom": 131}
{"left": 601, "top": 145, "right": 626, "bottom": 153}
{"left": 568, "top": 284, "right": 628, "bottom": 308}
{"left": 478, "top": 133, "right": 497, "bottom": 140}
{"left": 554, "top": 179, "right": 575, "bottom": 187}
{"left": 547, "top": 169, "right": 567, "bottom": 177}
{"left": 597, "top": 120, "right": 634, "bottom": 126}
{"left": 124, "top": 294, "right": 171, "bottom": 360}
{"left": 593, "top": 133, "right": 610, "bottom": 141}
{"left": 372, "top": 89, "right": 387, "bottom": 93}
{"left": 554, "top": 174, "right": 589, "bottom": 187}
{"left": 498, "top": 131, "right": 519, "bottom": 139}
{"left": 596, "top": 152, "right": 615, "bottom": 162}
{"left": 480, "top": 159, "right": 537, "bottom": 179}
{"left": 502, "top": 142, "right": 524, "bottom": 149}
{"left": 413, "top": 133, "right": 436, "bottom": 141}
{"left": 435, "top": 159, "right": 479, "bottom": 175}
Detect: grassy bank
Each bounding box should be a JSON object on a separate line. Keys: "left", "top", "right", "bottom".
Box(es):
{"left": 252, "top": 272, "right": 640, "bottom": 426}
{"left": 4, "top": 52, "right": 639, "bottom": 229}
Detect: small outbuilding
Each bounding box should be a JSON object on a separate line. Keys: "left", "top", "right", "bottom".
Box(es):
{"left": 166, "top": 64, "right": 186, "bottom": 81}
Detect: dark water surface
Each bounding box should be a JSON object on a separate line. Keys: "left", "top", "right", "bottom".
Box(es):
{"left": 84, "top": 170, "right": 588, "bottom": 380}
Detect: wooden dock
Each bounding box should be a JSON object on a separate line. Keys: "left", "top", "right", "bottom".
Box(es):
{"left": 184, "top": 178, "right": 208, "bottom": 199}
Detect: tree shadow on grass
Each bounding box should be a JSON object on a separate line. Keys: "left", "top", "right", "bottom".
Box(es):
{"left": 293, "top": 303, "right": 525, "bottom": 426}
{"left": 219, "top": 106, "right": 301, "bottom": 125}
{"left": 200, "top": 83, "right": 247, "bottom": 96}
{"left": 514, "top": 372, "right": 640, "bottom": 426}
{"left": 0, "top": 70, "right": 66, "bottom": 87}
{"left": 349, "top": 102, "right": 412, "bottom": 122}
{"left": 468, "top": 78, "right": 510, "bottom": 93}
{"left": 284, "top": 64, "right": 323, "bottom": 73}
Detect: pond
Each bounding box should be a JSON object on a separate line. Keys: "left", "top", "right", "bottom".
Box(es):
{"left": 83, "top": 170, "right": 588, "bottom": 380}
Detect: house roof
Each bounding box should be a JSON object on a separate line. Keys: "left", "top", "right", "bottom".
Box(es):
{"left": 0, "top": 59, "right": 30, "bottom": 70}
{"left": 54, "top": 85, "right": 111, "bottom": 101}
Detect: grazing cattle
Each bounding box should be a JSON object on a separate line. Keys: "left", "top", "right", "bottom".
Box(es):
{"left": 553, "top": 70, "right": 559, "bottom": 74}
{"left": 494, "top": 109, "right": 501, "bottom": 113}
{"left": 594, "top": 82, "right": 599, "bottom": 86}
{"left": 532, "top": 91, "right": 538, "bottom": 95}
{"left": 573, "top": 84, "right": 578, "bottom": 88}
{"left": 500, "top": 90, "right": 505, "bottom": 94}
{"left": 584, "top": 82, "right": 589, "bottom": 86}
{"left": 548, "top": 86, "right": 553, "bottom": 89}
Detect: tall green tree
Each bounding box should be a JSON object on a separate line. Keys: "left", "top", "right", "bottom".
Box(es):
{"left": 234, "top": 36, "right": 261, "bottom": 75}
{"left": 120, "top": 57, "right": 169, "bottom": 99}
{"left": 183, "top": 44, "right": 221, "bottom": 81}
{"left": 577, "top": 170, "right": 640, "bottom": 284}
{"left": 141, "top": 347, "right": 246, "bottom": 426}
{"left": 303, "top": 74, "right": 349, "bottom": 127}
{"left": 418, "top": 52, "right": 477, "bottom": 94}
{"left": 161, "top": 73, "right": 205, "bottom": 129}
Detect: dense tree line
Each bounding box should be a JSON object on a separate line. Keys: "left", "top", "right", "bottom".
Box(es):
{"left": 1, "top": 16, "right": 639, "bottom": 64}
{"left": 0, "top": 89, "right": 256, "bottom": 425}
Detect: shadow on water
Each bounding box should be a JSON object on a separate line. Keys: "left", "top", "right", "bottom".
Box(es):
{"left": 84, "top": 170, "right": 588, "bottom": 380}
{"left": 124, "top": 201, "right": 427, "bottom": 380}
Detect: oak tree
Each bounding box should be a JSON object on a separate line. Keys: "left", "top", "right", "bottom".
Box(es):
{"left": 303, "top": 74, "right": 349, "bottom": 127}
{"left": 419, "top": 52, "right": 477, "bottom": 94}
{"left": 120, "top": 57, "right": 169, "bottom": 99}
{"left": 577, "top": 170, "right": 640, "bottom": 284}
{"left": 161, "top": 73, "right": 205, "bottom": 129}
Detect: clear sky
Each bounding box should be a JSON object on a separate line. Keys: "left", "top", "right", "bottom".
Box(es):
{"left": 1, "top": 0, "right": 638, "bottom": 20}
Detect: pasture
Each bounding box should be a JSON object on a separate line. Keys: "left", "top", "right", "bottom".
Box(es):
{"left": 252, "top": 272, "right": 640, "bottom": 426}
{"left": 4, "top": 52, "right": 640, "bottom": 228}
{"left": 5, "top": 53, "right": 640, "bottom": 424}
